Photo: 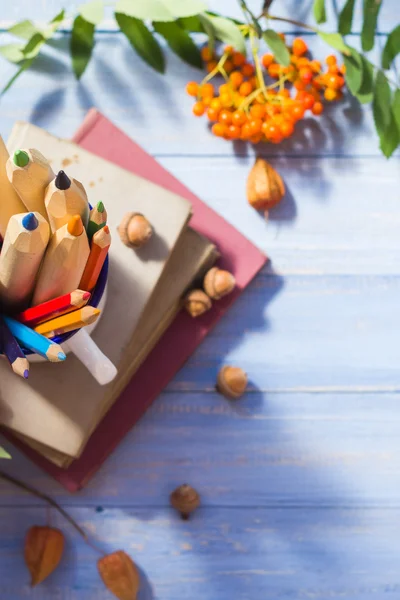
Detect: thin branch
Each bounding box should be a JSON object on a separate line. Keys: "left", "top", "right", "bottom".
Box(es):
{"left": 264, "top": 13, "right": 317, "bottom": 32}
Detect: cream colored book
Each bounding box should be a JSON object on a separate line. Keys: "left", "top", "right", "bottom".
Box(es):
{"left": 0, "top": 122, "right": 192, "bottom": 457}
{"left": 17, "top": 228, "right": 218, "bottom": 467}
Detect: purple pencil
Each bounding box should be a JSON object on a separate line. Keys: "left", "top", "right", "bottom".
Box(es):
{"left": 0, "top": 315, "right": 29, "bottom": 379}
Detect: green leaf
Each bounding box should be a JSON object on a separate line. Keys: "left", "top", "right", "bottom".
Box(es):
{"left": 178, "top": 15, "right": 204, "bottom": 32}
{"left": 70, "top": 15, "right": 95, "bottom": 79}
{"left": 373, "top": 70, "right": 391, "bottom": 138}
{"left": 115, "top": 13, "right": 165, "bottom": 73}
{"left": 318, "top": 31, "right": 350, "bottom": 54}
{"left": 153, "top": 21, "right": 202, "bottom": 68}
{"left": 393, "top": 89, "right": 400, "bottom": 132}
{"left": 8, "top": 20, "right": 39, "bottom": 40}
{"left": 115, "top": 0, "right": 206, "bottom": 22}
{"left": 379, "top": 111, "right": 399, "bottom": 158}
{"left": 382, "top": 25, "right": 400, "bottom": 69}
{"left": 356, "top": 56, "right": 374, "bottom": 103}
{"left": 263, "top": 29, "right": 290, "bottom": 66}
{"left": 199, "top": 14, "right": 246, "bottom": 54}
{"left": 338, "top": 0, "right": 356, "bottom": 35}
{"left": 343, "top": 47, "right": 363, "bottom": 95}
{"left": 313, "top": 0, "right": 326, "bottom": 24}
{"left": 0, "top": 447, "right": 11, "bottom": 459}
{"left": 361, "top": 0, "right": 382, "bottom": 52}
{"left": 0, "top": 43, "right": 25, "bottom": 63}
{"left": 1, "top": 57, "right": 35, "bottom": 95}
{"left": 80, "top": 0, "right": 104, "bottom": 25}
{"left": 42, "top": 10, "right": 66, "bottom": 39}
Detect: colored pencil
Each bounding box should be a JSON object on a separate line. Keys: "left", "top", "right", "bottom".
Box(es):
{"left": 32, "top": 215, "right": 90, "bottom": 306}
{"left": 17, "top": 290, "right": 91, "bottom": 327}
{"left": 0, "top": 316, "right": 29, "bottom": 379}
{"left": 6, "top": 149, "right": 54, "bottom": 220}
{"left": 0, "top": 212, "right": 50, "bottom": 311}
{"left": 34, "top": 306, "right": 101, "bottom": 338}
{"left": 45, "top": 170, "right": 89, "bottom": 233}
{"left": 4, "top": 316, "right": 66, "bottom": 362}
{"left": 87, "top": 201, "right": 107, "bottom": 241}
{"left": 0, "top": 137, "right": 27, "bottom": 238}
{"left": 79, "top": 225, "right": 111, "bottom": 291}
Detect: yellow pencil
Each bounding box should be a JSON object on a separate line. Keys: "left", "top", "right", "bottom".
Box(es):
{"left": 34, "top": 306, "right": 101, "bottom": 338}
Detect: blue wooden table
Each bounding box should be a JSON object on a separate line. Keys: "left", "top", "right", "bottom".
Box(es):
{"left": 1, "top": 1, "right": 400, "bottom": 598}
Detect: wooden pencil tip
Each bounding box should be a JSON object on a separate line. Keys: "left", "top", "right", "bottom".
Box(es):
{"left": 67, "top": 215, "right": 84, "bottom": 236}
{"left": 83, "top": 291, "right": 91, "bottom": 300}
{"left": 97, "top": 201, "right": 105, "bottom": 213}
{"left": 55, "top": 170, "right": 71, "bottom": 190}
{"left": 58, "top": 352, "right": 67, "bottom": 361}
{"left": 24, "top": 370, "right": 29, "bottom": 379}
{"left": 103, "top": 225, "right": 110, "bottom": 234}
{"left": 13, "top": 149, "right": 29, "bottom": 167}
{"left": 22, "top": 212, "right": 39, "bottom": 231}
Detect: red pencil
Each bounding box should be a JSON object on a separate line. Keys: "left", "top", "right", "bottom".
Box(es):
{"left": 17, "top": 290, "right": 91, "bottom": 326}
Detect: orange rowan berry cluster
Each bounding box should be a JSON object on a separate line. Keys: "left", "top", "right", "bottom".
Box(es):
{"left": 185, "top": 37, "right": 346, "bottom": 144}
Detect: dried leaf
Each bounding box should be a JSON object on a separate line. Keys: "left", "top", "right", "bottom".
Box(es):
{"left": 98, "top": 551, "right": 140, "bottom": 600}
{"left": 24, "top": 526, "right": 64, "bottom": 586}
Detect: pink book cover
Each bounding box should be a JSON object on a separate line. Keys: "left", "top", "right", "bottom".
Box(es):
{"left": 6, "top": 110, "right": 267, "bottom": 491}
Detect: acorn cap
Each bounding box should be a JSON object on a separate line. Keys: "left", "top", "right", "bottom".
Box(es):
{"left": 170, "top": 484, "right": 200, "bottom": 519}
{"left": 118, "top": 212, "right": 153, "bottom": 248}
{"left": 204, "top": 267, "right": 236, "bottom": 300}
{"left": 184, "top": 289, "right": 212, "bottom": 318}
{"left": 217, "top": 365, "right": 248, "bottom": 399}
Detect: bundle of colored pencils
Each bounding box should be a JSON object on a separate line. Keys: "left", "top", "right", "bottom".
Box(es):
{"left": 0, "top": 140, "right": 111, "bottom": 379}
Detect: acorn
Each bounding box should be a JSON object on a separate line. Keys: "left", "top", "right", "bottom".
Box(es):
{"left": 203, "top": 267, "right": 236, "bottom": 300}
{"left": 217, "top": 365, "right": 248, "bottom": 399}
{"left": 246, "top": 157, "right": 285, "bottom": 210}
{"left": 118, "top": 212, "right": 153, "bottom": 248}
{"left": 170, "top": 484, "right": 200, "bottom": 519}
{"left": 184, "top": 289, "right": 212, "bottom": 317}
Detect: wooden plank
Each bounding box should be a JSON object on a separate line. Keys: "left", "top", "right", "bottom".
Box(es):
{"left": 1, "top": 391, "right": 400, "bottom": 507}
{"left": 0, "top": 34, "right": 388, "bottom": 157}
{"left": 0, "top": 506, "right": 400, "bottom": 599}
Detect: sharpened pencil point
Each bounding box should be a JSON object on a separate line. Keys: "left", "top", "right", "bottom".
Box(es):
{"left": 22, "top": 212, "right": 39, "bottom": 231}
{"left": 96, "top": 201, "right": 105, "bottom": 213}
{"left": 83, "top": 292, "right": 91, "bottom": 300}
{"left": 13, "top": 149, "right": 29, "bottom": 168}
{"left": 103, "top": 225, "right": 110, "bottom": 234}
{"left": 58, "top": 352, "right": 67, "bottom": 361}
{"left": 55, "top": 170, "right": 71, "bottom": 190}
{"left": 23, "top": 369, "right": 29, "bottom": 379}
{"left": 67, "top": 215, "right": 84, "bottom": 236}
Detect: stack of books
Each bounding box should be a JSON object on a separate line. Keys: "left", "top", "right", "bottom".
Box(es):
{"left": 1, "top": 111, "right": 266, "bottom": 491}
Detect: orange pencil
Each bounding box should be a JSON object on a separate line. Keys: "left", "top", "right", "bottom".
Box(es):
{"left": 79, "top": 225, "right": 111, "bottom": 291}
{"left": 34, "top": 306, "right": 101, "bottom": 338}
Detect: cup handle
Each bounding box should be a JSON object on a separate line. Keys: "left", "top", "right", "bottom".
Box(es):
{"left": 64, "top": 329, "right": 118, "bottom": 385}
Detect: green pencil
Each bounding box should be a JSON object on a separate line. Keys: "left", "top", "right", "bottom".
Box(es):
{"left": 87, "top": 201, "right": 107, "bottom": 241}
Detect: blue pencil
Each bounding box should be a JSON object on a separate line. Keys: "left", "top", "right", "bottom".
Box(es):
{"left": 0, "top": 316, "right": 29, "bottom": 378}
{"left": 3, "top": 316, "right": 67, "bottom": 363}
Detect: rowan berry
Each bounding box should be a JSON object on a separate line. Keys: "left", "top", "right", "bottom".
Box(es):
{"left": 232, "top": 110, "right": 247, "bottom": 126}
{"left": 200, "top": 83, "right": 214, "bottom": 97}
{"left": 203, "top": 95, "right": 213, "bottom": 106}
{"left": 250, "top": 133, "right": 263, "bottom": 144}
{"left": 218, "top": 109, "right": 233, "bottom": 125}
{"left": 309, "top": 60, "right": 322, "bottom": 73}
{"left": 207, "top": 107, "right": 220, "bottom": 121}
{"left": 186, "top": 81, "right": 199, "bottom": 97}
{"left": 291, "top": 103, "right": 305, "bottom": 121}
{"left": 210, "top": 98, "right": 222, "bottom": 111}
{"left": 280, "top": 120, "right": 295, "bottom": 138}
{"left": 264, "top": 122, "right": 282, "bottom": 143}
{"left": 250, "top": 104, "right": 266, "bottom": 119}
{"left": 299, "top": 68, "right": 313, "bottom": 83}
{"left": 219, "top": 83, "right": 230, "bottom": 95}
{"left": 226, "top": 124, "right": 241, "bottom": 139}
{"left": 297, "top": 57, "right": 310, "bottom": 69}
{"left": 224, "top": 59, "right": 234, "bottom": 74}
{"left": 220, "top": 93, "right": 233, "bottom": 107}
{"left": 206, "top": 60, "right": 218, "bottom": 73}
{"left": 294, "top": 79, "right": 306, "bottom": 91}
{"left": 241, "top": 122, "right": 252, "bottom": 139}
{"left": 292, "top": 37, "right": 308, "bottom": 56}
{"left": 262, "top": 53, "right": 274, "bottom": 68}
{"left": 192, "top": 101, "right": 205, "bottom": 117}
{"left": 249, "top": 76, "right": 258, "bottom": 89}
{"left": 224, "top": 45, "right": 234, "bottom": 55}
{"left": 312, "top": 101, "right": 324, "bottom": 115}
{"left": 230, "top": 71, "right": 244, "bottom": 89}
{"left": 242, "top": 63, "right": 255, "bottom": 77}
{"left": 324, "top": 88, "right": 338, "bottom": 101}
{"left": 303, "top": 93, "right": 315, "bottom": 110}
{"left": 268, "top": 63, "right": 281, "bottom": 78}
{"left": 326, "top": 54, "right": 337, "bottom": 67}
{"left": 328, "top": 64, "right": 339, "bottom": 74}
{"left": 278, "top": 88, "right": 290, "bottom": 98}
{"left": 232, "top": 52, "right": 246, "bottom": 67}
{"left": 211, "top": 122, "right": 226, "bottom": 137}
{"left": 249, "top": 118, "right": 263, "bottom": 135}
{"left": 239, "top": 81, "right": 253, "bottom": 96}
{"left": 201, "top": 46, "right": 213, "bottom": 62}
